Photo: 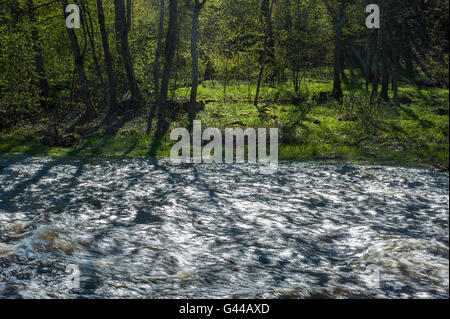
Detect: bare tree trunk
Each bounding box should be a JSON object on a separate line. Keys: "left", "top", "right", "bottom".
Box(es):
{"left": 96, "top": 0, "right": 118, "bottom": 112}
{"left": 365, "top": 29, "right": 376, "bottom": 92}
{"left": 363, "top": 0, "right": 374, "bottom": 92}
{"left": 154, "top": 0, "right": 165, "bottom": 103}
{"left": 81, "top": 0, "right": 104, "bottom": 88}
{"left": 147, "top": 0, "right": 165, "bottom": 133}
{"left": 380, "top": 28, "right": 390, "bottom": 101}
{"left": 62, "top": 0, "right": 97, "bottom": 120}
{"left": 254, "top": 0, "right": 274, "bottom": 107}
{"left": 189, "top": 0, "right": 207, "bottom": 119}
{"left": 27, "top": 0, "right": 50, "bottom": 108}
{"left": 370, "top": 27, "right": 383, "bottom": 103}
{"left": 114, "top": 0, "right": 143, "bottom": 106}
{"left": 392, "top": 29, "right": 399, "bottom": 105}
{"left": 332, "top": 1, "right": 345, "bottom": 101}
{"left": 293, "top": 70, "right": 299, "bottom": 93}
{"left": 157, "top": 0, "right": 178, "bottom": 136}
{"left": 126, "top": 0, "right": 132, "bottom": 31}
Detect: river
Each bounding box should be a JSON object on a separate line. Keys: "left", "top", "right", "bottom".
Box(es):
{"left": 0, "top": 156, "right": 448, "bottom": 298}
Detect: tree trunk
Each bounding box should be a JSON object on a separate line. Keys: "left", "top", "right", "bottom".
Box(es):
{"left": 364, "top": 0, "right": 374, "bottom": 92}
{"left": 380, "top": 29, "right": 390, "bottom": 101}
{"left": 189, "top": 0, "right": 207, "bottom": 119}
{"left": 392, "top": 30, "right": 399, "bottom": 105}
{"left": 96, "top": 0, "right": 118, "bottom": 112}
{"left": 62, "top": 0, "right": 97, "bottom": 120}
{"left": 81, "top": 0, "right": 104, "bottom": 88}
{"left": 147, "top": 0, "right": 165, "bottom": 133}
{"left": 332, "top": 1, "right": 344, "bottom": 101}
{"left": 126, "top": 0, "right": 132, "bottom": 31}
{"left": 254, "top": 0, "right": 274, "bottom": 107}
{"left": 114, "top": 0, "right": 143, "bottom": 105}
{"left": 154, "top": 0, "right": 165, "bottom": 103}
{"left": 293, "top": 70, "right": 299, "bottom": 93}
{"left": 370, "top": 27, "right": 383, "bottom": 103}
{"left": 157, "top": 0, "right": 178, "bottom": 136}
{"left": 27, "top": 0, "right": 50, "bottom": 108}
{"left": 189, "top": 5, "right": 200, "bottom": 107}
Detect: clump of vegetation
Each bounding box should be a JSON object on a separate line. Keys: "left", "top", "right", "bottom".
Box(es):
{"left": 0, "top": 0, "right": 448, "bottom": 170}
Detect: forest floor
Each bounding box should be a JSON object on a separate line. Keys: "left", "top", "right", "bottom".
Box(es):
{"left": 1, "top": 79, "right": 449, "bottom": 170}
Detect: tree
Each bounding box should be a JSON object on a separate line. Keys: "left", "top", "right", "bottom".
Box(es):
{"left": 188, "top": 0, "right": 207, "bottom": 121}
{"left": 97, "top": 0, "right": 118, "bottom": 112}
{"left": 147, "top": 0, "right": 165, "bottom": 133}
{"left": 62, "top": 0, "right": 97, "bottom": 120}
{"left": 80, "top": 0, "right": 104, "bottom": 89}
{"left": 27, "top": 0, "right": 50, "bottom": 109}
{"left": 157, "top": 0, "right": 178, "bottom": 136}
{"left": 254, "top": 0, "right": 274, "bottom": 107}
{"left": 324, "top": 0, "right": 347, "bottom": 101}
{"left": 114, "top": 0, "right": 143, "bottom": 106}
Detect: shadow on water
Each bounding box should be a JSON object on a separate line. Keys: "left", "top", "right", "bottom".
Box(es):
{"left": 0, "top": 156, "right": 448, "bottom": 298}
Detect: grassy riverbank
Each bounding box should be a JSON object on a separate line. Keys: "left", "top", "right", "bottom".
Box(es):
{"left": 1, "top": 81, "right": 448, "bottom": 170}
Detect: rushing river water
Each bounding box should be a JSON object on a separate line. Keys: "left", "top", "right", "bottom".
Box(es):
{"left": 0, "top": 155, "right": 448, "bottom": 299}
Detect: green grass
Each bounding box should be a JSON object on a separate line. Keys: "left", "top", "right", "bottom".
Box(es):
{"left": 1, "top": 79, "right": 448, "bottom": 170}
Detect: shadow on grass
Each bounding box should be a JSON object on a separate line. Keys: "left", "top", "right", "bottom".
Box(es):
{"left": 398, "top": 105, "right": 435, "bottom": 128}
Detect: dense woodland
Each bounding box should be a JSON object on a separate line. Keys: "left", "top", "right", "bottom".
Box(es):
{"left": 0, "top": 0, "right": 449, "bottom": 167}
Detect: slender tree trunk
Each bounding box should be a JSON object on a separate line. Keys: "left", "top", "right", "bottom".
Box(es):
{"left": 392, "top": 30, "right": 399, "bottom": 105}
{"left": 154, "top": 0, "right": 165, "bottom": 103}
{"left": 96, "top": 0, "right": 118, "bottom": 112}
{"left": 370, "top": 27, "right": 383, "bottom": 103}
{"left": 189, "top": 0, "right": 207, "bottom": 119}
{"left": 126, "top": 0, "right": 132, "bottom": 31}
{"left": 157, "top": 0, "right": 178, "bottom": 136}
{"left": 332, "top": 1, "right": 344, "bottom": 101}
{"left": 364, "top": 0, "right": 373, "bottom": 92}
{"left": 254, "top": 54, "right": 266, "bottom": 107}
{"left": 81, "top": 0, "right": 104, "bottom": 88}
{"left": 114, "top": 0, "right": 143, "bottom": 105}
{"left": 365, "top": 34, "right": 373, "bottom": 92}
{"left": 380, "top": 29, "right": 390, "bottom": 101}
{"left": 189, "top": 4, "right": 200, "bottom": 107}
{"left": 62, "top": 0, "right": 97, "bottom": 119}
{"left": 254, "top": 0, "right": 274, "bottom": 107}
{"left": 27, "top": 0, "right": 50, "bottom": 108}
{"left": 147, "top": 0, "right": 165, "bottom": 133}
{"left": 293, "top": 70, "right": 299, "bottom": 93}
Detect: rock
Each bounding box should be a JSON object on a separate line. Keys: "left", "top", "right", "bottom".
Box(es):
{"left": 397, "top": 93, "right": 412, "bottom": 104}
{"left": 316, "top": 91, "right": 329, "bottom": 103}
{"left": 226, "top": 120, "right": 246, "bottom": 126}
{"left": 41, "top": 126, "right": 61, "bottom": 147}
{"left": 61, "top": 133, "right": 77, "bottom": 147}
{"left": 41, "top": 135, "right": 57, "bottom": 146}
{"left": 338, "top": 113, "right": 358, "bottom": 122}
{"left": 74, "top": 126, "right": 88, "bottom": 136}
{"left": 196, "top": 99, "right": 206, "bottom": 112}
{"left": 259, "top": 106, "right": 277, "bottom": 120}
{"left": 210, "top": 112, "right": 223, "bottom": 119}
{"left": 119, "top": 129, "right": 139, "bottom": 137}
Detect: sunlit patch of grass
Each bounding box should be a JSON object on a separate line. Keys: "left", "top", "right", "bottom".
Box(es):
{"left": 1, "top": 80, "right": 448, "bottom": 170}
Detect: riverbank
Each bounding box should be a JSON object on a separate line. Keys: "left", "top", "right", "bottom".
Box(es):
{"left": 1, "top": 82, "right": 448, "bottom": 171}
